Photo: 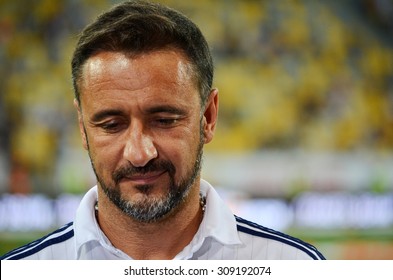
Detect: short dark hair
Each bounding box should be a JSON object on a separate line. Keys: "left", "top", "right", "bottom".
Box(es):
{"left": 71, "top": 0, "right": 213, "bottom": 106}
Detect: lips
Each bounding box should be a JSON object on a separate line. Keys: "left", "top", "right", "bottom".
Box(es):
{"left": 121, "top": 170, "right": 166, "bottom": 185}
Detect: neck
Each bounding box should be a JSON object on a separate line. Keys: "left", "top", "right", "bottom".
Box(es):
{"left": 95, "top": 185, "right": 203, "bottom": 259}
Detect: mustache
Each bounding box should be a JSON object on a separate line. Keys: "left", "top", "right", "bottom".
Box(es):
{"left": 112, "top": 159, "right": 176, "bottom": 184}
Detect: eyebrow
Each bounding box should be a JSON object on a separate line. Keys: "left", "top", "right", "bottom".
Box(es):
{"left": 90, "top": 105, "right": 187, "bottom": 122}
{"left": 145, "top": 105, "right": 187, "bottom": 115}
{"left": 90, "top": 109, "right": 125, "bottom": 122}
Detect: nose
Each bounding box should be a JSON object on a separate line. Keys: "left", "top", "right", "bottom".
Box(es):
{"left": 123, "top": 121, "right": 158, "bottom": 167}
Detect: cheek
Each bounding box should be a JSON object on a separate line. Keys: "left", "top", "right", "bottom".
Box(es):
{"left": 87, "top": 137, "right": 122, "bottom": 175}
{"left": 161, "top": 126, "right": 201, "bottom": 166}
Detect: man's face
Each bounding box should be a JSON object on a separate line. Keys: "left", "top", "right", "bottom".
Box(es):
{"left": 75, "top": 50, "right": 217, "bottom": 222}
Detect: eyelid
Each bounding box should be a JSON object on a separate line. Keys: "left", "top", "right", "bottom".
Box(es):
{"left": 92, "top": 118, "right": 128, "bottom": 133}
{"left": 153, "top": 114, "right": 184, "bottom": 127}
{"left": 91, "top": 109, "right": 124, "bottom": 123}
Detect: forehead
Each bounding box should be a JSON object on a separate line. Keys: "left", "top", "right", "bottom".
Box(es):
{"left": 79, "top": 49, "right": 198, "bottom": 103}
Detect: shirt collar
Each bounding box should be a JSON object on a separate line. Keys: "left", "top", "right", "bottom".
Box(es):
{"left": 74, "top": 186, "right": 126, "bottom": 259}
{"left": 173, "top": 179, "right": 242, "bottom": 259}
{"left": 198, "top": 179, "right": 241, "bottom": 245}
{"left": 74, "top": 185, "right": 99, "bottom": 248}
{"left": 74, "top": 180, "right": 241, "bottom": 259}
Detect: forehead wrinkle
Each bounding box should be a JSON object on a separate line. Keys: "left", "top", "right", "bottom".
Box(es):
{"left": 82, "top": 53, "right": 132, "bottom": 90}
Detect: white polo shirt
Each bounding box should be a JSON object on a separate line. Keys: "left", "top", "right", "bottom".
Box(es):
{"left": 1, "top": 180, "right": 325, "bottom": 260}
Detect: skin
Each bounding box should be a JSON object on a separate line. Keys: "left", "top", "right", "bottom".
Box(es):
{"left": 74, "top": 49, "right": 219, "bottom": 259}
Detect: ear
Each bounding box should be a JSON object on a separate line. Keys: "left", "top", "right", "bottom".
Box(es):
{"left": 202, "top": 88, "right": 219, "bottom": 144}
{"left": 74, "top": 99, "right": 89, "bottom": 150}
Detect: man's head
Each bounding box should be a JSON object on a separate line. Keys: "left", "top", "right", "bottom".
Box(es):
{"left": 71, "top": 0, "right": 214, "bottom": 108}
{"left": 71, "top": 1, "right": 218, "bottom": 223}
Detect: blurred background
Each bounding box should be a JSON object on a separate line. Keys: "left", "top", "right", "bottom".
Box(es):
{"left": 0, "top": 0, "right": 393, "bottom": 259}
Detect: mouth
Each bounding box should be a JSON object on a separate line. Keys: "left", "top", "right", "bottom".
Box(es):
{"left": 120, "top": 170, "right": 167, "bottom": 185}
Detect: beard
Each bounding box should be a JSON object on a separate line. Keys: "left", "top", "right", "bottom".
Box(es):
{"left": 86, "top": 125, "right": 204, "bottom": 223}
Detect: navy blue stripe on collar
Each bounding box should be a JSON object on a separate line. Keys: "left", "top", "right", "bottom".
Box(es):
{"left": 1, "top": 222, "right": 74, "bottom": 260}
{"left": 235, "top": 216, "right": 325, "bottom": 260}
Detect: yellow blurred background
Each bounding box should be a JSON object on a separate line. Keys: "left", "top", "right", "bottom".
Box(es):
{"left": 0, "top": 0, "right": 393, "bottom": 259}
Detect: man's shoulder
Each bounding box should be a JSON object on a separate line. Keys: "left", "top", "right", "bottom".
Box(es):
{"left": 1, "top": 222, "right": 75, "bottom": 260}
{"left": 234, "top": 216, "right": 325, "bottom": 260}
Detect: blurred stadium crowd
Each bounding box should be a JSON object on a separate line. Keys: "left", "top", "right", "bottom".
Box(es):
{"left": 0, "top": 0, "right": 393, "bottom": 195}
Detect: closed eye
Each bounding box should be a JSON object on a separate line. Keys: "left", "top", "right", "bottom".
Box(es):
{"left": 95, "top": 119, "right": 128, "bottom": 133}
{"left": 146, "top": 105, "right": 187, "bottom": 128}
{"left": 154, "top": 117, "right": 180, "bottom": 127}
{"left": 90, "top": 109, "right": 128, "bottom": 133}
